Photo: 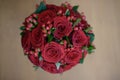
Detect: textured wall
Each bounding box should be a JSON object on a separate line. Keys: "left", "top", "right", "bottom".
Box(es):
{"left": 0, "top": 0, "right": 120, "bottom": 80}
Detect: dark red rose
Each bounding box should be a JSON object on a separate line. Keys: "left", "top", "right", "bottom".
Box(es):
{"left": 31, "top": 25, "right": 45, "bottom": 51}
{"left": 70, "top": 10, "right": 81, "bottom": 18}
{"left": 72, "top": 30, "right": 88, "bottom": 47}
{"left": 42, "top": 42, "right": 65, "bottom": 63}
{"left": 65, "top": 49, "right": 82, "bottom": 64}
{"left": 28, "top": 53, "right": 39, "bottom": 66}
{"left": 40, "top": 61, "right": 63, "bottom": 73}
{"left": 53, "top": 16, "right": 72, "bottom": 39}
{"left": 38, "top": 10, "right": 56, "bottom": 24}
{"left": 78, "top": 20, "right": 90, "bottom": 29}
{"left": 62, "top": 64, "right": 76, "bottom": 71}
{"left": 21, "top": 31, "right": 31, "bottom": 51}
{"left": 46, "top": 4, "right": 59, "bottom": 13}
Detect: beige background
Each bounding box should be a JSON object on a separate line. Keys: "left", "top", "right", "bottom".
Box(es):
{"left": 0, "top": 0, "right": 120, "bottom": 80}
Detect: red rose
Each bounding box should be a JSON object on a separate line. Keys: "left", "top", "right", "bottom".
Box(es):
{"left": 46, "top": 4, "right": 59, "bottom": 13}
{"left": 53, "top": 16, "right": 72, "bottom": 39}
{"left": 72, "top": 30, "right": 88, "bottom": 47}
{"left": 70, "top": 10, "right": 81, "bottom": 18}
{"left": 31, "top": 25, "right": 45, "bottom": 51}
{"left": 38, "top": 10, "right": 56, "bottom": 24}
{"left": 65, "top": 49, "right": 82, "bottom": 64}
{"left": 21, "top": 31, "right": 31, "bottom": 51}
{"left": 62, "top": 64, "right": 76, "bottom": 71}
{"left": 28, "top": 54, "right": 39, "bottom": 66}
{"left": 40, "top": 61, "right": 63, "bottom": 73}
{"left": 42, "top": 42, "right": 65, "bottom": 63}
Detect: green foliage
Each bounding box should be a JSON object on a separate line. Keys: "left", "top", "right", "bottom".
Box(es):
{"left": 87, "top": 33, "right": 95, "bottom": 43}
{"left": 80, "top": 53, "right": 84, "bottom": 64}
{"left": 73, "top": 18, "right": 81, "bottom": 28}
{"left": 84, "top": 27, "right": 93, "bottom": 33}
{"left": 72, "top": 5, "right": 79, "bottom": 12}
{"left": 65, "top": 9, "right": 70, "bottom": 16}
{"left": 55, "top": 62, "right": 61, "bottom": 70}
{"left": 63, "top": 36, "right": 70, "bottom": 45}
{"left": 47, "top": 34, "right": 53, "bottom": 42}
{"left": 35, "top": 1, "right": 46, "bottom": 14}
{"left": 20, "top": 26, "right": 25, "bottom": 30}
{"left": 87, "top": 45, "right": 95, "bottom": 54}
{"left": 33, "top": 66, "right": 39, "bottom": 71}
{"left": 50, "top": 28, "right": 55, "bottom": 34}
{"left": 20, "top": 32, "right": 24, "bottom": 36}
{"left": 38, "top": 52, "right": 41, "bottom": 58}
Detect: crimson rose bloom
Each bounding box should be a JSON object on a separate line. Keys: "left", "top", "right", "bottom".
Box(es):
{"left": 31, "top": 25, "right": 45, "bottom": 51}
{"left": 72, "top": 30, "right": 88, "bottom": 47}
{"left": 70, "top": 10, "right": 81, "bottom": 18}
{"left": 65, "top": 49, "right": 82, "bottom": 64}
{"left": 38, "top": 10, "right": 56, "bottom": 24}
{"left": 28, "top": 54, "right": 39, "bottom": 66}
{"left": 21, "top": 31, "right": 31, "bottom": 51}
{"left": 42, "top": 42, "right": 65, "bottom": 63}
{"left": 40, "top": 61, "right": 63, "bottom": 73}
{"left": 53, "top": 16, "right": 72, "bottom": 39}
{"left": 46, "top": 4, "right": 59, "bottom": 13}
{"left": 62, "top": 64, "right": 76, "bottom": 72}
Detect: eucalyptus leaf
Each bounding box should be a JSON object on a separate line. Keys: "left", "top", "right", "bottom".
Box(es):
{"left": 35, "top": 1, "right": 46, "bottom": 14}
{"left": 72, "top": 5, "right": 79, "bottom": 12}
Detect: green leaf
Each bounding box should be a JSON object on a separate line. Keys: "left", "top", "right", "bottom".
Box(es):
{"left": 73, "top": 18, "right": 81, "bottom": 28}
{"left": 20, "top": 26, "right": 25, "bottom": 30}
{"left": 38, "top": 52, "right": 43, "bottom": 61}
{"left": 87, "top": 45, "right": 95, "bottom": 54}
{"left": 35, "top": 1, "right": 46, "bottom": 14}
{"left": 34, "top": 22, "right": 38, "bottom": 26}
{"left": 80, "top": 53, "right": 84, "bottom": 64}
{"left": 47, "top": 34, "right": 53, "bottom": 42}
{"left": 38, "top": 52, "right": 41, "bottom": 58}
{"left": 65, "top": 9, "right": 70, "bottom": 16}
{"left": 31, "top": 26, "right": 35, "bottom": 29}
{"left": 20, "top": 32, "right": 24, "bottom": 36}
{"left": 33, "top": 66, "right": 39, "bottom": 71}
{"left": 72, "top": 5, "right": 79, "bottom": 12}
{"left": 50, "top": 28, "right": 55, "bottom": 34}
{"left": 84, "top": 27, "right": 93, "bottom": 33}
{"left": 87, "top": 33, "right": 95, "bottom": 43}
{"left": 80, "top": 58, "right": 84, "bottom": 64}
{"left": 55, "top": 62, "right": 61, "bottom": 70}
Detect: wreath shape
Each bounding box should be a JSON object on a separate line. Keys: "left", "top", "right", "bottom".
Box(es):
{"left": 20, "top": 1, "right": 95, "bottom": 74}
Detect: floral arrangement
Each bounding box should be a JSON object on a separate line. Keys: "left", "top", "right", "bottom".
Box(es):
{"left": 20, "top": 1, "right": 95, "bottom": 74}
